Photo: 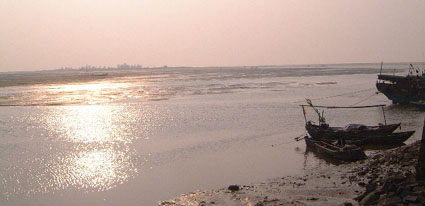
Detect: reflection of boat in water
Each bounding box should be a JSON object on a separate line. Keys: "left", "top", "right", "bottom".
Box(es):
{"left": 376, "top": 64, "right": 425, "bottom": 104}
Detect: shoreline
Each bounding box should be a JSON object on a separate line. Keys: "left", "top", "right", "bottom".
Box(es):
{"left": 159, "top": 141, "right": 422, "bottom": 206}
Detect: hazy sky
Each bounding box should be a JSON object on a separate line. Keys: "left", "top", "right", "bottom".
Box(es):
{"left": 1, "top": 0, "right": 425, "bottom": 71}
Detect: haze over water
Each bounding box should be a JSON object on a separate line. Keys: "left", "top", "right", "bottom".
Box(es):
{"left": 0, "top": 63, "right": 424, "bottom": 205}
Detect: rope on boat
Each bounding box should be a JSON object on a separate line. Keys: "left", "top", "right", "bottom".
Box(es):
{"left": 294, "top": 134, "right": 306, "bottom": 141}
{"left": 272, "top": 133, "right": 306, "bottom": 147}
{"left": 349, "top": 92, "right": 380, "bottom": 107}
{"left": 291, "top": 87, "right": 376, "bottom": 104}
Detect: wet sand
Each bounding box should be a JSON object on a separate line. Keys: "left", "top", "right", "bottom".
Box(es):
{"left": 160, "top": 141, "right": 422, "bottom": 206}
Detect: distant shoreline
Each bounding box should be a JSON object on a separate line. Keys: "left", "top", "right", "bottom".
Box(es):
{"left": 2, "top": 62, "right": 425, "bottom": 74}
{"left": 1, "top": 63, "right": 422, "bottom": 88}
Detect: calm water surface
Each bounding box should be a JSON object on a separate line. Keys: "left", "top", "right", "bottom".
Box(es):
{"left": 0, "top": 64, "right": 423, "bottom": 205}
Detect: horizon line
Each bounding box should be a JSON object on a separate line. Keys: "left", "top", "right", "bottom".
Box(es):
{"left": 2, "top": 61, "right": 425, "bottom": 73}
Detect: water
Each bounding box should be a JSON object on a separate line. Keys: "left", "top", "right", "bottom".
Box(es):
{"left": 0, "top": 63, "right": 424, "bottom": 205}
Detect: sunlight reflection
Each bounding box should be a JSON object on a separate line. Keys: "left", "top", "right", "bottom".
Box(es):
{"left": 45, "top": 81, "right": 130, "bottom": 93}
{"left": 51, "top": 105, "right": 130, "bottom": 143}
{"left": 59, "top": 148, "right": 137, "bottom": 192}
{"left": 41, "top": 81, "right": 131, "bottom": 105}
{"left": 36, "top": 105, "right": 142, "bottom": 193}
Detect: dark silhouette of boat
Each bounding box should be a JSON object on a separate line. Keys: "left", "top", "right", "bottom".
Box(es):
{"left": 376, "top": 64, "right": 425, "bottom": 104}
{"left": 300, "top": 102, "right": 414, "bottom": 146}
{"left": 304, "top": 136, "right": 366, "bottom": 162}
{"left": 304, "top": 135, "right": 318, "bottom": 148}
{"left": 345, "top": 131, "right": 415, "bottom": 146}
{"left": 411, "top": 101, "right": 425, "bottom": 110}
{"left": 305, "top": 121, "right": 401, "bottom": 140}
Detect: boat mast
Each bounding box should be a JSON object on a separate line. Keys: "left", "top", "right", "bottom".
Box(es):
{"left": 301, "top": 105, "right": 307, "bottom": 123}
{"left": 381, "top": 105, "right": 387, "bottom": 125}
{"left": 300, "top": 104, "right": 388, "bottom": 125}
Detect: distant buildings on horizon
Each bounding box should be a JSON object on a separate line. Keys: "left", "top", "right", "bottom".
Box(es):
{"left": 57, "top": 63, "right": 144, "bottom": 71}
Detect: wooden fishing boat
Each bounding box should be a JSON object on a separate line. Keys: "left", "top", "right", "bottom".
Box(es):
{"left": 376, "top": 63, "right": 425, "bottom": 104}
{"left": 300, "top": 101, "right": 412, "bottom": 149}
{"left": 314, "top": 140, "right": 367, "bottom": 162}
{"left": 305, "top": 121, "right": 401, "bottom": 140}
{"left": 345, "top": 131, "right": 415, "bottom": 146}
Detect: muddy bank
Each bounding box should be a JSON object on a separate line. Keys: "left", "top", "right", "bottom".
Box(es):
{"left": 159, "top": 141, "right": 422, "bottom": 206}
{"left": 352, "top": 141, "right": 424, "bottom": 205}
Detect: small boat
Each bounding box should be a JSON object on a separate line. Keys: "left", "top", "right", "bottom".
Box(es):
{"left": 91, "top": 72, "right": 108, "bottom": 77}
{"left": 305, "top": 121, "right": 401, "bottom": 140}
{"left": 345, "top": 131, "right": 415, "bottom": 146}
{"left": 314, "top": 140, "right": 367, "bottom": 162}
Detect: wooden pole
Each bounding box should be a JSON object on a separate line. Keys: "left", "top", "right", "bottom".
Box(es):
{"left": 299, "top": 104, "right": 386, "bottom": 109}
{"left": 301, "top": 106, "right": 307, "bottom": 123}
{"left": 416, "top": 117, "right": 425, "bottom": 180}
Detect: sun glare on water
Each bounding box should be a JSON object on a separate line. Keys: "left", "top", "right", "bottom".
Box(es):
{"left": 52, "top": 106, "right": 124, "bottom": 143}
{"left": 42, "top": 81, "right": 132, "bottom": 105}
{"left": 56, "top": 147, "right": 136, "bottom": 192}
{"left": 33, "top": 105, "right": 141, "bottom": 194}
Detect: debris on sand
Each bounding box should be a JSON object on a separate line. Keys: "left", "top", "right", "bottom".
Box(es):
{"left": 227, "top": 185, "right": 240, "bottom": 192}
{"left": 352, "top": 141, "right": 424, "bottom": 205}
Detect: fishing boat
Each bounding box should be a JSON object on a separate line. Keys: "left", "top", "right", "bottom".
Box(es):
{"left": 314, "top": 140, "right": 367, "bottom": 162}
{"left": 376, "top": 64, "right": 425, "bottom": 104}
{"left": 300, "top": 103, "right": 400, "bottom": 139}
{"left": 345, "top": 131, "right": 415, "bottom": 146}
{"left": 300, "top": 101, "right": 414, "bottom": 146}
{"left": 305, "top": 121, "right": 401, "bottom": 140}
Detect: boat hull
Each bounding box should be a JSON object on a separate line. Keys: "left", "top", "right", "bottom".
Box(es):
{"left": 314, "top": 141, "right": 366, "bottom": 162}
{"left": 304, "top": 136, "right": 318, "bottom": 148}
{"left": 376, "top": 73, "right": 425, "bottom": 104}
{"left": 412, "top": 101, "right": 425, "bottom": 110}
{"left": 376, "top": 82, "right": 423, "bottom": 104}
{"left": 305, "top": 122, "right": 401, "bottom": 140}
{"left": 346, "top": 131, "right": 415, "bottom": 146}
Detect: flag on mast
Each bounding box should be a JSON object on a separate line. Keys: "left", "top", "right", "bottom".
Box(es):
{"left": 305, "top": 98, "right": 312, "bottom": 106}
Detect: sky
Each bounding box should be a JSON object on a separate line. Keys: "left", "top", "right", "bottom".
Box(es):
{"left": 1, "top": 0, "right": 425, "bottom": 72}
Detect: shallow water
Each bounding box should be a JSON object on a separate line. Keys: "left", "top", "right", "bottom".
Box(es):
{"left": 0, "top": 64, "right": 423, "bottom": 205}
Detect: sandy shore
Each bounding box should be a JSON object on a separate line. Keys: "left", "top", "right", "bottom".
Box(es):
{"left": 159, "top": 141, "right": 422, "bottom": 206}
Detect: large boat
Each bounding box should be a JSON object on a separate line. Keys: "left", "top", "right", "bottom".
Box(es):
{"left": 376, "top": 64, "right": 425, "bottom": 104}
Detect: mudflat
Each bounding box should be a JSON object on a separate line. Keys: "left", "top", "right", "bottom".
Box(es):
{"left": 160, "top": 141, "right": 423, "bottom": 206}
